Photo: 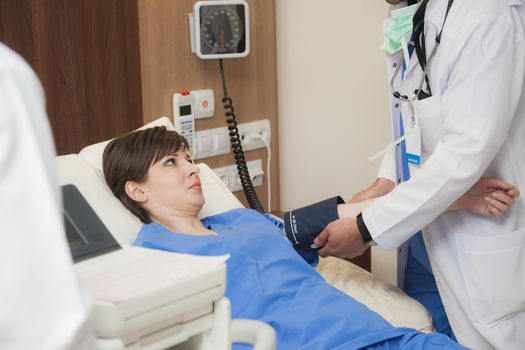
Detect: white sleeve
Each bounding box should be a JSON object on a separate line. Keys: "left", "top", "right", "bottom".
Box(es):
{"left": 0, "top": 44, "right": 94, "bottom": 350}
{"left": 363, "top": 15, "right": 524, "bottom": 249}
{"left": 376, "top": 146, "right": 397, "bottom": 183}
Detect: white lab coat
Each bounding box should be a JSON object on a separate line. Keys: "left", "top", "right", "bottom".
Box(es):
{"left": 365, "top": 1, "right": 525, "bottom": 349}
{"left": 0, "top": 43, "right": 94, "bottom": 349}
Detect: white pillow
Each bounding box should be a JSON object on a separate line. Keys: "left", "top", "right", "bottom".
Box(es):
{"left": 56, "top": 154, "right": 141, "bottom": 245}
{"left": 78, "top": 116, "right": 174, "bottom": 170}
{"left": 79, "top": 117, "right": 242, "bottom": 216}
{"left": 57, "top": 117, "right": 242, "bottom": 244}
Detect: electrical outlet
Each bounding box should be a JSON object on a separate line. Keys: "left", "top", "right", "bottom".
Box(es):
{"left": 194, "top": 119, "right": 271, "bottom": 159}
{"left": 212, "top": 159, "right": 263, "bottom": 193}
{"left": 194, "top": 126, "right": 229, "bottom": 160}
{"left": 229, "top": 159, "right": 264, "bottom": 192}
{"left": 213, "top": 167, "right": 230, "bottom": 189}
{"left": 237, "top": 119, "right": 271, "bottom": 152}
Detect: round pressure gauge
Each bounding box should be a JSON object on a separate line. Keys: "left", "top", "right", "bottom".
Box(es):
{"left": 193, "top": 1, "right": 250, "bottom": 59}
{"left": 202, "top": 7, "right": 242, "bottom": 52}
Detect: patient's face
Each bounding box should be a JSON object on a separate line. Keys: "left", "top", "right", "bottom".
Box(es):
{"left": 141, "top": 149, "right": 204, "bottom": 217}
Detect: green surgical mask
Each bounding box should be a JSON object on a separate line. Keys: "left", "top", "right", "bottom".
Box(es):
{"left": 380, "top": 3, "right": 419, "bottom": 54}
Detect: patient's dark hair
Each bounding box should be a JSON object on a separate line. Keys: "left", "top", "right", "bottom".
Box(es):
{"left": 102, "top": 126, "right": 189, "bottom": 223}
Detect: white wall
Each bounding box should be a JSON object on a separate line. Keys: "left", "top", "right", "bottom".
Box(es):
{"left": 276, "top": 0, "right": 397, "bottom": 284}
{"left": 276, "top": 0, "right": 391, "bottom": 208}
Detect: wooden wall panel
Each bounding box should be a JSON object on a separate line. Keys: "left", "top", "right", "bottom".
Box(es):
{"left": 0, "top": 0, "right": 143, "bottom": 155}
{"left": 0, "top": 1, "right": 36, "bottom": 67}
{"left": 138, "top": 0, "right": 280, "bottom": 211}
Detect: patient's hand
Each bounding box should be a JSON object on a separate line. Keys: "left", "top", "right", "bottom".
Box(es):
{"left": 451, "top": 178, "right": 520, "bottom": 218}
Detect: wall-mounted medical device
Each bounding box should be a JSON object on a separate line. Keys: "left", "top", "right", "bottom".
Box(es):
{"left": 188, "top": 0, "right": 250, "bottom": 59}
{"left": 173, "top": 91, "right": 197, "bottom": 156}
{"left": 187, "top": 0, "right": 264, "bottom": 213}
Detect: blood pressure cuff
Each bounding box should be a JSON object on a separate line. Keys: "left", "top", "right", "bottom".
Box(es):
{"left": 283, "top": 196, "right": 344, "bottom": 250}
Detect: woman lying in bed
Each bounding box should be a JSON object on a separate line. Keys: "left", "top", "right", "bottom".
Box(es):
{"left": 102, "top": 126, "right": 518, "bottom": 350}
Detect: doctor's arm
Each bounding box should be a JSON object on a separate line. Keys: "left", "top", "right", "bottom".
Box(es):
{"left": 364, "top": 15, "right": 522, "bottom": 250}
{"left": 347, "top": 177, "right": 519, "bottom": 219}
{"left": 315, "top": 178, "right": 519, "bottom": 258}
{"left": 317, "top": 15, "right": 523, "bottom": 257}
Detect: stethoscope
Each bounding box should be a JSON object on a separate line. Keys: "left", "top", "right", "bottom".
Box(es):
{"left": 367, "top": 0, "right": 456, "bottom": 162}
{"left": 389, "top": 0, "right": 455, "bottom": 102}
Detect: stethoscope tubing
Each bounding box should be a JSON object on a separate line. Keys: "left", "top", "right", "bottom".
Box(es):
{"left": 389, "top": 0, "right": 454, "bottom": 102}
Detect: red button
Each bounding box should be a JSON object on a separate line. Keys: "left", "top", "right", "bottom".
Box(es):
{"left": 180, "top": 91, "right": 190, "bottom": 96}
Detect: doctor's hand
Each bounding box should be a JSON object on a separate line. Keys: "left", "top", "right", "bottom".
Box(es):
{"left": 314, "top": 218, "right": 367, "bottom": 259}
{"left": 452, "top": 178, "right": 520, "bottom": 218}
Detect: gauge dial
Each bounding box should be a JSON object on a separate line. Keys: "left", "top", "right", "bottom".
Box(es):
{"left": 199, "top": 5, "right": 246, "bottom": 55}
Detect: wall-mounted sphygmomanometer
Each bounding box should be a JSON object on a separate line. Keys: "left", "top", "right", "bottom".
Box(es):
{"left": 189, "top": 0, "right": 250, "bottom": 59}
{"left": 187, "top": 0, "right": 264, "bottom": 213}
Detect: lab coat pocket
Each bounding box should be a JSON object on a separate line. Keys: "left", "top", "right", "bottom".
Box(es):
{"left": 412, "top": 94, "right": 443, "bottom": 153}
{"left": 456, "top": 227, "right": 525, "bottom": 326}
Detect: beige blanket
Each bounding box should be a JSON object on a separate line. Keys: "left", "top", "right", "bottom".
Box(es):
{"left": 317, "top": 257, "right": 434, "bottom": 332}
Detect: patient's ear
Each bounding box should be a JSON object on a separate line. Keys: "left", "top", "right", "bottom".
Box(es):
{"left": 125, "top": 181, "right": 147, "bottom": 203}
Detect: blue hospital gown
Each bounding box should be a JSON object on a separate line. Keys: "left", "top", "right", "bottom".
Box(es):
{"left": 134, "top": 209, "right": 466, "bottom": 350}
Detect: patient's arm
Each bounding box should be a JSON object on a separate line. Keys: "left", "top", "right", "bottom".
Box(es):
{"left": 338, "top": 177, "right": 520, "bottom": 219}
{"left": 348, "top": 178, "right": 394, "bottom": 203}
{"left": 448, "top": 178, "right": 519, "bottom": 218}
{"left": 337, "top": 198, "right": 376, "bottom": 219}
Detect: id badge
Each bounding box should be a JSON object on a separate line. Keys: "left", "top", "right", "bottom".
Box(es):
{"left": 405, "top": 125, "right": 421, "bottom": 168}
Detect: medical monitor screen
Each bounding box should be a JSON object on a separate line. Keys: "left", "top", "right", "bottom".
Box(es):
{"left": 62, "top": 184, "right": 121, "bottom": 262}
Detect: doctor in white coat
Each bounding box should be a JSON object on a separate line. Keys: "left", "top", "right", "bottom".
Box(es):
{"left": 315, "top": 0, "right": 525, "bottom": 349}
{"left": 0, "top": 42, "right": 94, "bottom": 349}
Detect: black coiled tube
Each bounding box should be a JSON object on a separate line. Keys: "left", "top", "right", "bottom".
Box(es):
{"left": 219, "top": 59, "right": 264, "bottom": 213}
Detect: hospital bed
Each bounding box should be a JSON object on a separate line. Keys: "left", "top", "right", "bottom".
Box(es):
{"left": 56, "top": 117, "right": 433, "bottom": 350}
